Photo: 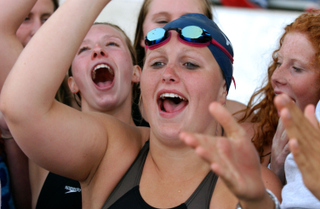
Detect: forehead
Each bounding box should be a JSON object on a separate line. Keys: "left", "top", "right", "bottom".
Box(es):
{"left": 84, "top": 25, "right": 126, "bottom": 41}
{"left": 31, "top": 0, "right": 54, "bottom": 14}
{"left": 280, "top": 32, "right": 315, "bottom": 60}
{"left": 148, "top": 0, "right": 204, "bottom": 17}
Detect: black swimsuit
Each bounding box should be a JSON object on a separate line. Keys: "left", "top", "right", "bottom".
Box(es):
{"left": 36, "top": 172, "right": 82, "bottom": 209}
{"left": 102, "top": 141, "right": 218, "bottom": 209}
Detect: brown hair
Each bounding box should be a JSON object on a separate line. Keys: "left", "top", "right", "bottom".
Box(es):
{"left": 52, "top": 0, "right": 59, "bottom": 11}
{"left": 239, "top": 10, "right": 320, "bottom": 163}
{"left": 133, "top": 0, "right": 213, "bottom": 68}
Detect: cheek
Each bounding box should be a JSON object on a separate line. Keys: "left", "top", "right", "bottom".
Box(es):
{"left": 16, "top": 27, "right": 28, "bottom": 42}
{"left": 140, "top": 71, "right": 154, "bottom": 100}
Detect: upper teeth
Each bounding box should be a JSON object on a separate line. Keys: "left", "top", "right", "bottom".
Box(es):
{"left": 160, "top": 93, "right": 186, "bottom": 100}
{"left": 92, "top": 64, "right": 113, "bottom": 79}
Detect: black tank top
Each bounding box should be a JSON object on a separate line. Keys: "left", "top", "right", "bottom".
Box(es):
{"left": 102, "top": 141, "right": 218, "bottom": 209}
{"left": 36, "top": 172, "right": 82, "bottom": 209}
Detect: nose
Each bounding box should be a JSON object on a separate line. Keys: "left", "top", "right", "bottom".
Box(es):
{"left": 30, "top": 19, "right": 42, "bottom": 37}
{"left": 92, "top": 45, "right": 107, "bottom": 59}
{"left": 162, "top": 63, "right": 179, "bottom": 83}
{"left": 271, "top": 63, "right": 287, "bottom": 87}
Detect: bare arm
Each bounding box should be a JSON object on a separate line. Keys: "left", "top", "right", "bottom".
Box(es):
{"left": 0, "top": 0, "right": 37, "bottom": 90}
{"left": 0, "top": 0, "right": 113, "bottom": 181}
{"left": 0, "top": 1, "right": 37, "bottom": 208}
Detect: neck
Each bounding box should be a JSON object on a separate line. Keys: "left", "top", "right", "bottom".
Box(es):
{"left": 148, "top": 137, "right": 210, "bottom": 178}
{"left": 81, "top": 96, "right": 135, "bottom": 126}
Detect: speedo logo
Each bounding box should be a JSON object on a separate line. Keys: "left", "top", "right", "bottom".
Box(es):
{"left": 65, "top": 186, "right": 81, "bottom": 194}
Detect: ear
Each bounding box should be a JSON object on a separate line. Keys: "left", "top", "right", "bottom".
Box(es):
{"left": 132, "top": 65, "right": 141, "bottom": 83}
{"left": 140, "top": 37, "right": 146, "bottom": 48}
{"left": 68, "top": 76, "right": 80, "bottom": 94}
{"left": 218, "top": 80, "right": 227, "bottom": 105}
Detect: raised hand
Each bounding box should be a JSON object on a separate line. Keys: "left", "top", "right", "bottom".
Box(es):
{"left": 180, "top": 102, "right": 270, "bottom": 206}
{"left": 274, "top": 94, "right": 320, "bottom": 200}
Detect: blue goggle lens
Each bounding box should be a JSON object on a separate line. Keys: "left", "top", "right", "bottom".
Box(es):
{"left": 146, "top": 28, "right": 167, "bottom": 46}
{"left": 145, "top": 26, "right": 212, "bottom": 47}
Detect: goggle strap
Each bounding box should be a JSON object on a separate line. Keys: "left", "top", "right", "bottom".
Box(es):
{"left": 232, "top": 77, "right": 236, "bottom": 89}
{"left": 178, "top": 36, "right": 210, "bottom": 47}
{"left": 211, "top": 39, "right": 234, "bottom": 63}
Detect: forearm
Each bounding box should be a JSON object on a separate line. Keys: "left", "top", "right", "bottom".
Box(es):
{"left": 0, "top": 0, "right": 111, "bottom": 120}
{"left": 0, "top": 0, "right": 37, "bottom": 90}
{"left": 0, "top": 0, "right": 112, "bottom": 180}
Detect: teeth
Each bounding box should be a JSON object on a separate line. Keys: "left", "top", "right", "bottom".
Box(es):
{"left": 160, "top": 93, "right": 186, "bottom": 101}
{"left": 92, "top": 64, "right": 113, "bottom": 80}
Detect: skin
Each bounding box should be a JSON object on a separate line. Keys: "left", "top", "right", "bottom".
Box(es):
{"left": 69, "top": 24, "right": 141, "bottom": 123}
{"left": 30, "top": 24, "right": 142, "bottom": 208}
{"left": 0, "top": 0, "right": 280, "bottom": 208}
{"left": 139, "top": 0, "right": 247, "bottom": 123}
{"left": 0, "top": 0, "right": 59, "bottom": 208}
{"left": 180, "top": 102, "right": 282, "bottom": 208}
{"left": 0, "top": 0, "right": 55, "bottom": 208}
{"left": 140, "top": 0, "right": 205, "bottom": 48}
{"left": 274, "top": 94, "right": 320, "bottom": 201}
{"left": 16, "top": 0, "right": 54, "bottom": 47}
{"left": 270, "top": 32, "right": 320, "bottom": 181}
{"left": 179, "top": 30, "right": 320, "bottom": 209}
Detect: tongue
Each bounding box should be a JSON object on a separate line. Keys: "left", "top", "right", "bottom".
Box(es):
{"left": 93, "top": 69, "right": 114, "bottom": 87}
{"left": 162, "top": 99, "right": 187, "bottom": 113}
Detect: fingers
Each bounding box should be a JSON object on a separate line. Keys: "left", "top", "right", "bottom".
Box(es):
{"left": 179, "top": 132, "right": 201, "bottom": 149}
{"left": 304, "top": 104, "right": 318, "bottom": 128}
{"left": 209, "top": 102, "right": 245, "bottom": 140}
{"left": 180, "top": 131, "right": 219, "bottom": 164}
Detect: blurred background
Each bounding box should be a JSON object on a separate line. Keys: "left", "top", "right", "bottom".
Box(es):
{"left": 59, "top": 0, "right": 316, "bottom": 105}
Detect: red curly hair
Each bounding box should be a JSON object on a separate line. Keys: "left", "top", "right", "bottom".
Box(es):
{"left": 239, "top": 10, "right": 320, "bottom": 163}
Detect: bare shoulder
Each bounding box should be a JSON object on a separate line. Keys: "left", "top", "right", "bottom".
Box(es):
{"left": 261, "top": 166, "right": 283, "bottom": 202}
{"left": 225, "top": 99, "right": 247, "bottom": 120}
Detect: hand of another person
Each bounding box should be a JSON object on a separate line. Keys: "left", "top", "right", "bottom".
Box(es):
{"left": 270, "top": 118, "right": 290, "bottom": 184}
{"left": 180, "top": 102, "right": 272, "bottom": 207}
{"left": 274, "top": 94, "right": 320, "bottom": 200}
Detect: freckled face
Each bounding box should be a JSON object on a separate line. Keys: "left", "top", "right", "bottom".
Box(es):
{"left": 16, "top": 0, "right": 54, "bottom": 47}
{"left": 141, "top": 32, "right": 226, "bottom": 141}
{"left": 141, "top": 0, "right": 206, "bottom": 47}
{"left": 271, "top": 32, "right": 320, "bottom": 110}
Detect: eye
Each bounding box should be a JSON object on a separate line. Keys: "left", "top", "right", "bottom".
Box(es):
{"left": 156, "top": 20, "right": 168, "bottom": 24}
{"left": 275, "top": 62, "right": 282, "bottom": 68}
{"left": 78, "top": 46, "right": 90, "bottom": 54}
{"left": 151, "top": 61, "right": 165, "bottom": 69}
{"left": 24, "top": 16, "right": 31, "bottom": 22}
{"left": 106, "top": 41, "right": 119, "bottom": 47}
{"left": 183, "top": 62, "right": 199, "bottom": 70}
{"left": 293, "top": 66, "right": 302, "bottom": 73}
{"left": 41, "top": 16, "right": 50, "bottom": 24}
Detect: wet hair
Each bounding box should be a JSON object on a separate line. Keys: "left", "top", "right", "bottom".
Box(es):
{"left": 238, "top": 10, "right": 320, "bottom": 163}
{"left": 68, "top": 22, "right": 139, "bottom": 111}
{"left": 133, "top": 0, "right": 213, "bottom": 68}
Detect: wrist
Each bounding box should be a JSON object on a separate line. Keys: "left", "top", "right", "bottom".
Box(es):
{"left": 236, "top": 189, "right": 280, "bottom": 209}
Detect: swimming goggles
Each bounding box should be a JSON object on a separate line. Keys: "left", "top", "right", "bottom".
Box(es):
{"left": 145, "top": 25, "right": 233, "bottom": 61}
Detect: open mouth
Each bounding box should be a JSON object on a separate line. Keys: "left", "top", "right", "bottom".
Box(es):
{"left": 158, "top": 93, "right": 188, "bottom": 113}
{"left": 92, "top": 64, "right": 114, "bottom": 88}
